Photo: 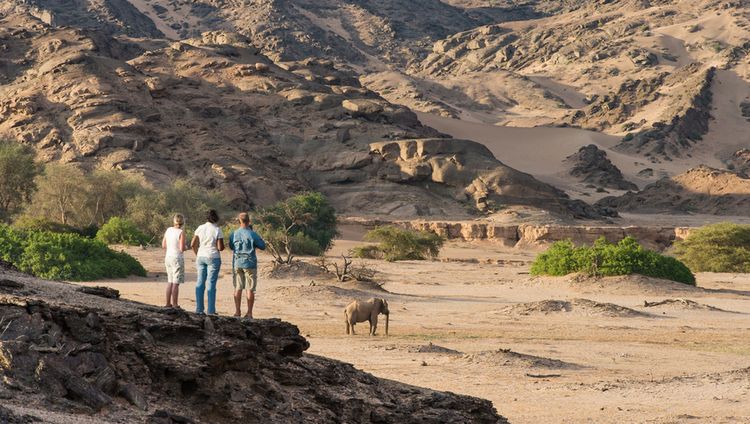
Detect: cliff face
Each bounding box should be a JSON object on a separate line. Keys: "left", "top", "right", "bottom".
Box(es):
{"left": 344, "top": 219, "right": 689, "bottom": 251}
{"left": 0, "top": 268, "right": 505, "bottom": 423}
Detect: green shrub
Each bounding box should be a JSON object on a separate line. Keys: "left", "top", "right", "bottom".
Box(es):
{"left": 96, "top": 217, "right": 151, "bottom": 246}
{"left": 0, "top": 224, "right": 146, "bottom": 281}
{"left": 672, "top": 223, "right": 750, "bottom": 273}
{"left": 531, "top": 237, "right": 695, "bottom": 285}
{"left": 0, "top": 224, "right": 24, "bottom": 265}
{"left": 353, "top": 226, "right": 444, "bottom": 262}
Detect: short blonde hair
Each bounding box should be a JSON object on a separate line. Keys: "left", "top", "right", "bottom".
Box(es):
{"left": 173, "top": 214, "right": 185, "bottom": 227}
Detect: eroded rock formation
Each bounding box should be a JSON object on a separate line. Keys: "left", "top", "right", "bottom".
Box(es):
{"left": 369, "top": 138, "right": 614, "bottom": 219}
{"left": 597, "top": 165, "right": 750, "bottom": 215}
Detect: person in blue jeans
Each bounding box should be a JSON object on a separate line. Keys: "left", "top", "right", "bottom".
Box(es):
{"left": 191, "top": 209, "right": 224, "bottom": 315}
{"left": 228, "top": 212, "right": 266, "bottom": 318}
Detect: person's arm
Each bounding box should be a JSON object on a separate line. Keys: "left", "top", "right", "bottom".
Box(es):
{"left": 179, "top": 231, "right": 187, "bottom": 252}
{"left": 228, "top": 231, "right": 235, "bottom": 251}
{"left": 161, "top": 233, "right": 167, "bottom": 250}
{"left": 191, "top": 235, "right": 200, "bottom": 255}
{"left": 254, "top": 232, "right": 266, "bottom": 250}
{"left": 216, "top": 228, "right": 225, "bottom": 252}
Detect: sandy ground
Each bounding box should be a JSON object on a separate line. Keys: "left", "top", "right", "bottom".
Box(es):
{"left": 80, "top": 231, "right": 750, "bottom": 424}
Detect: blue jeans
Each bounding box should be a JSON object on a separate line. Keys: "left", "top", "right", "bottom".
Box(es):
{"left": 196, "top": 256, "right": 221, "bottom": 314}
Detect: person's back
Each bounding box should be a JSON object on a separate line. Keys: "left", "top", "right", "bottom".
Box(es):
{"left": 194, "top": 222, "right": 222, "bottom": 259}
{"left": 164, "top": 227, "right": 184, "bottom": 259}
{"left": 230, "top": 227, "right": 265, "bottom": 269}
{"left": 229, "top": 212, "right": 265, "bottom": 318}
{"left": 191, "top": 209, "right": 224, "bottom": 315}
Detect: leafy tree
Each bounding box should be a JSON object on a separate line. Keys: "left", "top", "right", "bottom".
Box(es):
{"left": 531, "top": 237, "right": 695, "bottom": 285}
{"left": 0, "top": 141, "right": 41, "bottom": 222}
{"left": 25, "top": 164, "right": 89, "bottom": 226}
{"left": 83, "top": 170, "right": 145, "bottom": 227}
{"left": 125, "top": 178, "right": 229, "bottom": 241}
{"left": 352, "top": 226, "right": 445, "bottom": 262}
{"left": 672, "top": 223, "right": 750, "bottom": 273}
{"left": 253, "top": 192, "right": 338, "bottom": 265}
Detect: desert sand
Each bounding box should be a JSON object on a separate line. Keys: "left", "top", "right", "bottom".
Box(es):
{"left": 81, "top": 228, "right": 750, "bottom": 424}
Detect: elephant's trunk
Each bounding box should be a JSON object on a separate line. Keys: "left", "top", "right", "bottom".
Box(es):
{"left": 385, "top": 313, "right": 389, "bottom": 336}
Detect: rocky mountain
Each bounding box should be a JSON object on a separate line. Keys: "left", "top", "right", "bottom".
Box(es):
{"left": 2, "top": 0, "right": 750, "bottom": 219}
{"left": 391, "top": 0, "right": 749, "bottom": 168}
{"left": 0, "top": 265, "right": 506, "bottom": 423}
{"left": 0, "top": 6, "right": 615, "bottom": 220}
{"left": 597, "top": 165, "right": 750, "bottom": 215}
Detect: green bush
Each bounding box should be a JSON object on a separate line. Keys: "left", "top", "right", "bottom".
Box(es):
{"left": 96, "top": 217, "right": 151, "bottom": 246}
{"left": 353, "top": 226, "right": 444, "bottom": 262}
{"left": 531, "top": 237, "right": 695, "bottom": 285}
{"left": 672, "top": 223, "right": 750, "bottom": 273}
{"left": 0, "top": 224, "right": 24, "bottom": 265}
{"left": 0, "top": 224, "right": 146, "bottom": 281}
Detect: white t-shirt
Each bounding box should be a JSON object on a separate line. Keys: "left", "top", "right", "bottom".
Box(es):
{"left": 164, "top": 227, "right": 184, "bottom": 259}
{"left": 194, "top": 222, "right": 223, "bottom": 259}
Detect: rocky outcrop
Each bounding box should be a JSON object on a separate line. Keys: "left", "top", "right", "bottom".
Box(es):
{"left": 23, "top": 0, "right": 163, "bottom": 37}
{"left": 597, "top": 165, "right": 750, "bottom": 215}
{"left": 369, "top": 138, "right": 615, "bottom": 219}
{"left": 567, "top": 75, "right": 665, "bottom": 131}
{"left": 564, "top": 144, "right": 637, "bottom": 191}
{"left": 729, "top": 149, "right": 750, "bottom": 175}
{"left": 615, "top": 66, "right": 716, "bottom": 161}
{"left": 0, "top": 269, "right": 506, "bottom": 423}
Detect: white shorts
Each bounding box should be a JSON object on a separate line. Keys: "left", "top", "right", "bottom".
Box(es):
{"left": 165, "top": 256, "right": 185, "bottom": 284}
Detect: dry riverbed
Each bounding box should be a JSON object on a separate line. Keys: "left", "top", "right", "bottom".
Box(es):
{"left": 82, "top": 238, "right": 750, "bottom": 423}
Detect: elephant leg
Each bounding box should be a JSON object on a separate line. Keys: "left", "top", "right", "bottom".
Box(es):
{"left": 346, "top": 320, "right": 350, "bottom": 335}
{"left": 351, "top": 323, "right": 356, "bottom": 335}
{"left": 370, "top": 315, "right": 378, "bottom": 336}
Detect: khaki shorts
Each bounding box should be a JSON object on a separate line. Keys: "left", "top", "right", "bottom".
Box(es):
{"left": 233, "top": 268, "right": 258, "bottom": 292}
{"left": 165, "top": 256, "right": 185, "bottom": 284}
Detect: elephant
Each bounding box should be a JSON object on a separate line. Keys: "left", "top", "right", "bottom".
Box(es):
{"left": 344, "top": 298, "right": 389, "bottom": 336}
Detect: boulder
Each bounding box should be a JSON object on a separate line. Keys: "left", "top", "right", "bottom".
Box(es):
{"left": 342, "top": 99, "right": 384, "bottom": 115}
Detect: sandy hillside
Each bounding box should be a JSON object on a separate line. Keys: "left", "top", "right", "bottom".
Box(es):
{"left": 81, "top": 229, "right": 750, "bottom": 424}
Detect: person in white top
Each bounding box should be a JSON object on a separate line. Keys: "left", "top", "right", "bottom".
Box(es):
{"left": 162, "top": 214, "right": 188, "bottom": 309}
{"left": 191, "top": 209, "right": 225, "bottom": 315}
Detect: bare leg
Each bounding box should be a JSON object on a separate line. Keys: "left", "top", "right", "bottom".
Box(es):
{"left": 171, "top": 284, "right": 180, "bottom": 308}
{"left": 233, "top": 290, "right": 242, "bottom": 317}
{"left": 165, "top": 283, "right": 172, "bottom": 307}
{"left": 245, "top": 291, "right": 255, "bottom": 318}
